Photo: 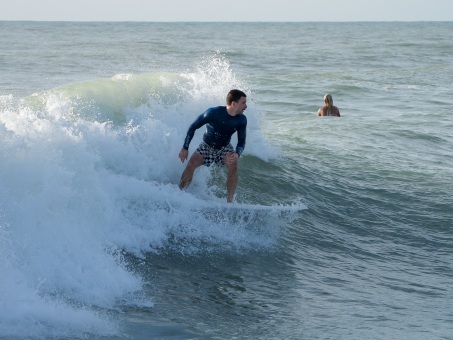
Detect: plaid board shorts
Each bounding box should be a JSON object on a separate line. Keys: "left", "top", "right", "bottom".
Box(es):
{"left": 195, "top": 141, "right": 235, "bottom": 167}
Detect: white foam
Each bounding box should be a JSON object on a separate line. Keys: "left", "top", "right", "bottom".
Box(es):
{"left": 0, "top": 55, "right": 279, "bottom": 337}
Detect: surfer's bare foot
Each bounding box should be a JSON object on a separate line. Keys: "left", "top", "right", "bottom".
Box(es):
{"left": 179, "top": 178, "right": 190, "bottom": 190}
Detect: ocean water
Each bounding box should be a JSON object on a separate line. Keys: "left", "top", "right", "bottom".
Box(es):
{"left": 0, "top": 21, "right": 452, "bottom": 339}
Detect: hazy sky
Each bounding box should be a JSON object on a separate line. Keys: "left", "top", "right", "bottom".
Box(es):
{"left": 1, "top": 0, "right": 452, "bottom": 22}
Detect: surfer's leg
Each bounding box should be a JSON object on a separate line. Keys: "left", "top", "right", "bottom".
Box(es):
{"left": 224, "top": 152, "right": 238, "bottom": 202}
{"left": 179, "top": 153, "right": 204, "bottom": 189}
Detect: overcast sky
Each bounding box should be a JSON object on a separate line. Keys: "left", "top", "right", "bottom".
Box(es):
{"left": 1, "top": 0, "right": 452, "bottom": 22}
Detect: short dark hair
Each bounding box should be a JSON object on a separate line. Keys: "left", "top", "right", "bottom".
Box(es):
{"left": 226, "top": 89, "right": 246, "bottom": 105}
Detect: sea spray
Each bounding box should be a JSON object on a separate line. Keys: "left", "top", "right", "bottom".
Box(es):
{"left": 0, "top": 55, "right": 283, "bottom": 338}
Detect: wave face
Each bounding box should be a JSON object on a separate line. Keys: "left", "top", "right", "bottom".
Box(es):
{"left": 0, "top": 53, "right": 297, "bottom": 338}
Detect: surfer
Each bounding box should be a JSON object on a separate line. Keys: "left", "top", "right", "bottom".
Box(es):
{"left": 178, "top": 89, "right": 248, "bottom": 203}
{"left": 317, "top": 94, "right": 341, "bottom": 117}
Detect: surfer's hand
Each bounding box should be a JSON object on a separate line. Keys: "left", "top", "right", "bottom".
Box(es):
{"left": 179, "top": 148, "right": 188, "bottom": 163}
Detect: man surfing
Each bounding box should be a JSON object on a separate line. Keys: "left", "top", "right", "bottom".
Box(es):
{"left": 178, "top": 89, "right": 247, "bottom": 203}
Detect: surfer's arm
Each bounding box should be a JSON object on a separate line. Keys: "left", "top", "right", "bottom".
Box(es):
{"left": 235, "top": 117, "right": 247, "bottom": 156}
{"left": 182, "top": 110, "right": 211, "bottom": 150}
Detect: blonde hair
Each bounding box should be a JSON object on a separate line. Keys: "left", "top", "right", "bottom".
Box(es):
{"left": 324, "top": 94, "right": 333, "bottom": 106}
{"left": 324, "top": 94, "right": 333, "bottom": 116}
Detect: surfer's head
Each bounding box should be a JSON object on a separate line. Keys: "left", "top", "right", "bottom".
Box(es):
{"left": 227, "top": 89, "right": 247, "bottom": 105}
{"left": 324, "top": 94, "right": 333, "bottom": 107}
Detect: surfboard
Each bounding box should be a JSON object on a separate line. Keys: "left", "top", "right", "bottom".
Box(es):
{"left": 193, "top": 201, "right": 307, "bottom": 213}
{"left": 191, "top": 201, "right": 306, "bottom": 225}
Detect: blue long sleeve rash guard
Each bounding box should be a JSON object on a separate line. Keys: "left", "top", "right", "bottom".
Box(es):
{"left": 183, "top": 106, "right": 247, "bottom": 155}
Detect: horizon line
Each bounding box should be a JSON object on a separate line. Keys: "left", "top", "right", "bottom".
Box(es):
{"left": 1, "top": 19, "right": 452, "bottom": 23}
